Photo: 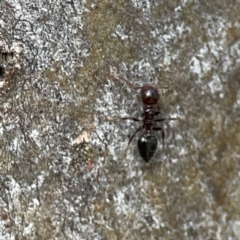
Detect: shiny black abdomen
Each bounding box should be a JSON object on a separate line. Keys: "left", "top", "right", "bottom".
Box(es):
{"left": 138, "top": 133, "right": 158, "bottom": 162}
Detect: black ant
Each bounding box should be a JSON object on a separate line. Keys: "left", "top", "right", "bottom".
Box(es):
{"left": 108, "top": 65, "right": 176, "bottom": 162}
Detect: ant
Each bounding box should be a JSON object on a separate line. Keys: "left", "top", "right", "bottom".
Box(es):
{"left": 108, "top": 65, "right": 176, "bottom": 162}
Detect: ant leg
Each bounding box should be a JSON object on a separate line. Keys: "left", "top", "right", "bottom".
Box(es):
{"left": 107, "top": 116, "right": 141, "bottom": 122}
{"left": 154, "top": 118, "right": 177, "bottom": 122}
{"left": 127, "top": 126, "right": 143, "bottom": 147}
{"left": 121, "top": 117, "right": 141, "bottom": 122}
{"left": 122, "top": 126, "right": 143, "bottom": 158}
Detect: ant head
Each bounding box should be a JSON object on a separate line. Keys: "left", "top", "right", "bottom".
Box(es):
{"left": 140, "top": 84, "right": 159, "bottom": 105}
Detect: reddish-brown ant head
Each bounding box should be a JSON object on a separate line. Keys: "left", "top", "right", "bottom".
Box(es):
{"left": 140, "top": 84, "right": 159, "bottom": 105}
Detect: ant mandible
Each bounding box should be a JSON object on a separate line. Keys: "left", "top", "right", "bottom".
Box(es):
{"left": 108, "top": 65, "right": 176, "bottom": 162}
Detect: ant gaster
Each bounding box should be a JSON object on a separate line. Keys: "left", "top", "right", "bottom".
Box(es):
{"left": 108, "top": 65, "right": 176, "bottom": 162}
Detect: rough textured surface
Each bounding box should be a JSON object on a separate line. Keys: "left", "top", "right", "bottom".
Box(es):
{"left": 0, "top": 0, "right": 240, "bottom": 239}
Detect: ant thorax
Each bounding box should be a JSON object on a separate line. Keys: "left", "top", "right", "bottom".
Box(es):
{"left": 142, "top": 105, "right": 158, "bottom": 117}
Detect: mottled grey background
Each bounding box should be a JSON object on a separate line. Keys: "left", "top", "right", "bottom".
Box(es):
{"left": 0, "top": 0, "right": 240, "bottom": 239}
